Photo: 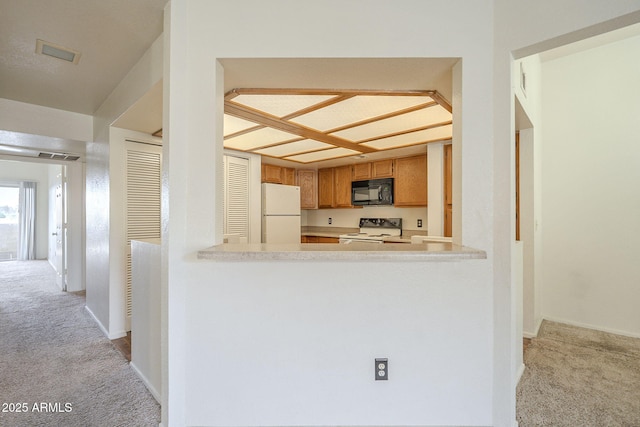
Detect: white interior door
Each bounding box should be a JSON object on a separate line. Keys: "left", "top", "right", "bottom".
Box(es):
{"left": 53, "top": 173, "right": 66, "bottom": 291}
{"left": 125, "top": 141, "right": 162, "bottom": 331}
{"left": 223, "top": 155, "right": 249, "bottom": 241}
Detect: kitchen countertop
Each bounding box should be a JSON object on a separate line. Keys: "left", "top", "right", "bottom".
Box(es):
{"left": 198, "top": 241, "right": 485, "bottom": 262}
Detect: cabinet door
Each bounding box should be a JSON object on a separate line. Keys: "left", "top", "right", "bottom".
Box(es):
{"left": 262, "top": 164, "right": 282, "bottom": 183}
{"left": 394, "top": 154, "right": 427, "bottom": 206}
{"left": 318, "top": 168, "right": 335, "bottom": 208}
{"left": 317, "top": 237, "right": 339, "bottom": 243}
{"left": 352, "top": 163, "right": 371, "bottom": 180}
{"left": 372, "top": 159, "right": 394, "bottom": 178}
{"left": 282, "top": 167, "right": 296, "bottom": 185}
{"left": 298, "top": 169, "right": 317, "bottom": 209}
{"left": 334, "top": 165, "right": 353, "bottom": 207}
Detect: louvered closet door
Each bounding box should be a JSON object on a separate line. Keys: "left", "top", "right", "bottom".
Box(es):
{"left": 223, "top": 155, "right": 249, "bottom": 240}
{"left": 126, "top": 142, "right": 161, "bottom": 331}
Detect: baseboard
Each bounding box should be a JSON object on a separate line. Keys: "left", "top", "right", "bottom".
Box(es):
{"left": 84, "top": 306, "right": 126, "bottom": 340}
{"left": 130, "top": 361, "right": 161, "bottom": 403}
{"left": 516, "top": 362, "right": 526, "bottom": 385}
{"left": 541, "top": 316, "right": 640, "bottom": 339}
{"left": 523, "top": 317, "right": 544, "bottom": 339}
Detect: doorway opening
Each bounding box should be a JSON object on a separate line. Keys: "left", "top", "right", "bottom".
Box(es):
{"left": 0, "top": 185, "right": 20, "bottom": 261}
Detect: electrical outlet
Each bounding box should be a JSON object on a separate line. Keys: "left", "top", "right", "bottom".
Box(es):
{"left": 417, "top": 219, "right": 422, "bottom": 228}
{"left": 375, "top": 358, "right": 388, "bottom": 381}
{"left": 328, "top": 217, "right": 332, "bottom": 225}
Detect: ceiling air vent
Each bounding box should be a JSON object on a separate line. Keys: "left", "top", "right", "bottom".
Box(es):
{"left": 36, "top": 39, "right": 81, "bottom": 64}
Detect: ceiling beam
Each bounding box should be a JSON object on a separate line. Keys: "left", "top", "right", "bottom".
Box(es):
{"left": 224, "top": 101, "right": 377, "bottom": 153}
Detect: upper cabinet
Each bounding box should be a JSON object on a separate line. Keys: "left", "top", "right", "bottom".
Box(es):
{"left": 351, "top": 159, "right": 395, "bottom": 180}
{"left": 352, "top": 163, "right": 371, "bottom": 181}
{"left": 317, "top": 168, "right": 335, "bottom": 209}
{"left": 297, "top": 169, "right": 317, "bottom": 210}
{"left": 394, "top": 154, "right": 427, "bottom": 207}
{"left": 261, "top": 163, "right": 296, "bottom": 185}
{"left": 264, "top": 153, "right": 428, "bottom": 210}
{"left": 371, "top": 159, "right": 394, "bottom": 178}
{"left": 333, "top": 165, "right": 353, "bottom": 208}
{"left": 318, "top": 166, "right": 354, "bottom": 209}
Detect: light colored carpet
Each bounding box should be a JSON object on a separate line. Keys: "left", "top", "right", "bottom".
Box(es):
{"left": 517, "top": 320, "right": 640, "bottom": 426}
{"left": 0, "top": 260, "right": 160, "bottom": 427}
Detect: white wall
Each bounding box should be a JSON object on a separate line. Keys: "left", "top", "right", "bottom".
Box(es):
{"left": 65, "top": 162, "right": 85, "bottom": 292}
{"left": 85, "top": 33, "right": 163, "bottom": 338}
{"left": 166, "top": 1, "right": 495, "bottom": 426}
{"left": 0, "top": 160, "right": 50, "bottom": 259}
{"left": 306, "top": 206, "right": 427, "bottom": 232}
{"left": 540, "top": 33, "right": 640, "bottom": 337}
{"left": 513, "top": 54, "right": 543, "bottom": 338}
{"left": 494, "top": 4, "right": 640, "bottom": 425}
{"left": 162, "top": 2, "right": 640, "bottom": 426}
{"left": 0, "top": 98, "right": 93, "bottom": 142}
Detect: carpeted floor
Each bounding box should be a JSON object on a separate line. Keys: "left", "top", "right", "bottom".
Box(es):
{"left": 0, "top": 260, "right": 160, "bottom": 427}
{"left": 517, "top": 320, "right": 640, "bottom": 426}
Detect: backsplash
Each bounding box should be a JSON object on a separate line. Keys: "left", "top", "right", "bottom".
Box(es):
{"left": 302, "top": 206, "right": 428, "bottom": 232}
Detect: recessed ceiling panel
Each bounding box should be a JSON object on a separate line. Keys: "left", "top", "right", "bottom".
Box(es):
{"left": 285, "top": 147, "right": 360, "bottom": 163}
{"left": 255, "top": 139, "right": 331, "bottom": 157}
{"left": 224, "top": 114, "right": 260, "bottom": 136}
{"left": 361, "top": 124, "right": 453, "bottom": 150}
{"left": 291, "top": 96, "right": 432, "bottom": 131}
{"left": 224, "top": 127, "right": 298, "bottom": 151}
{"left": 233, "top": 94, "right": 336, "bottom": 118}
{"left": 331, "top": 105, "right": 452, "bottom": 142}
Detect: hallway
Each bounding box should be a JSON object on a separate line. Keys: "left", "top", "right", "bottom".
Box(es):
{"left": 0, "top": 260, "right": 159, "bottom": 427}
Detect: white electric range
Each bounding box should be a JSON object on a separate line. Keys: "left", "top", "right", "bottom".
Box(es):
{"left": 338, "top": 218, "right": 403, "bottom": 244}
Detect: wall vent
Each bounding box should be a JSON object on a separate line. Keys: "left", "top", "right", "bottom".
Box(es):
{"left": 38, "top": 152, "right": 80, "bottom": 161}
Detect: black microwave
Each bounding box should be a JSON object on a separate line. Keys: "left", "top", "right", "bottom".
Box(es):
{"left": 351, "top": 178, "right": 394, "bottom": 206}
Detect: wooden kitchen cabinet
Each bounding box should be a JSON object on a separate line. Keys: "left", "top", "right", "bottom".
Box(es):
{"left": 334, "top": 165, "right": 353, "bottom": 207}
{"left": 317, "top": 166, "right": 354, "bottom": 208}
{"left": 282, "top": 167, "right": 296, "bottom": 185}
{"left": 318, "top": 237, "right": 339, "bottom": 243}
{"left": 302, "top": 235, "right": 339, "bottom": 243}
{"left": 297, "top": 169, "right": 317, "bottom": 209}
{"left": 317, "top": 168, "right": 335, "bottom": 208}
{"left": 372, "top": 159, "right": 394, "bottom": 178}
{"left": 394, "top": 154, "right": 427, "bottom": 206}
{"left": 352, "top": 163, "right": 372, "bottom": 180}
{"left": 262, "top": 163, "right": 296, "bottom": 185}
{"left": 262, "top": 163, "right": 282, "bottom": 183}
{"left": 352, "top": 159, "right": 394, "bottom": 180}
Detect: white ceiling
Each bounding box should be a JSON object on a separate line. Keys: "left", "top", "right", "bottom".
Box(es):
{"left": 0, "top": 0, "right": 166, "bottom": 116}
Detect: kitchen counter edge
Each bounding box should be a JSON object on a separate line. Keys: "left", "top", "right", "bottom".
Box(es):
{"left": 197, "top": 242, "right": 486, "bottom": 262}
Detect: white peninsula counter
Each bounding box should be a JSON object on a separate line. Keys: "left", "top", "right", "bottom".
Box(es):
{"left": 198, "top": 242, "right": 486, "bottom": 262}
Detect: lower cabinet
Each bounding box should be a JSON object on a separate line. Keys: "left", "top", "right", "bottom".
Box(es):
{"left": 301, "top": 235, "right": 339, "bottom": 243}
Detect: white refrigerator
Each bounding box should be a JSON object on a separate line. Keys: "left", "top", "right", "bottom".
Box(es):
{"left": 262, "top": 183, "right": 301, "bottom": 244}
